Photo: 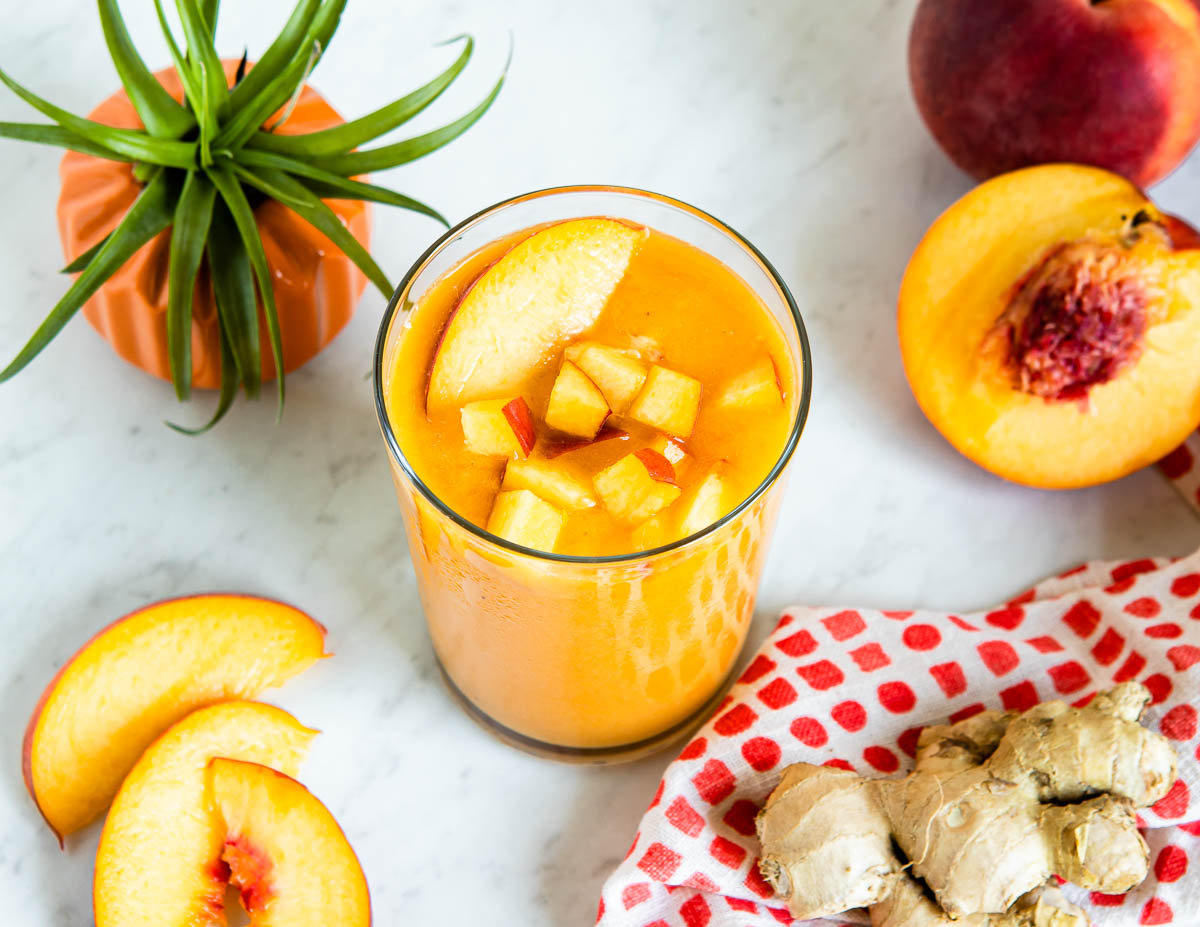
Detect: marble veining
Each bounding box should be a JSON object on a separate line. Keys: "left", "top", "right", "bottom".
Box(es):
{"left": 2, "top": 1, "right": 1199, "bottom": 924}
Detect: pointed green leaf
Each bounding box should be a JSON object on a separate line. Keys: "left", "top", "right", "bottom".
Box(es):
{"left": 231, "top": 162, "right": 391, "bottom": 295}
{"left": 176, "top": 0, "right": 228, "bottom": 123}
{"left": 233, "top": 147, "right": 446, "bottom": 224}
{"left": 0, "top": 171, "right": 175, "bottom": 381}
{"left": 308, "top": 67, "right": 504, "bottom": 175}
{"left": 199, "top": 0, "right": 220, "bottom": 37}
{"left": 207, "top": 199, "right": 261, "bottom": 398}
{"left": 61, "top": 233, "right": 112, "bottom": 274}
{"left": 167, "top": 327, "right": 238, "bottom": 434}
{"left": 209, "top": 165, "right": 285, "bottom": 415}
{"left": 250, "top": 35, "right": 472, "bottom": 158}
{"left": 0, "top": 122, "right": 127, "bottom": 161}
{"left": 166, "top": 171, "right": 217, "bottom": 399}
{"left": 0, "top": 66, "right": 197, "bottom": 167}
{"left": 152, "top": 0, "right": 207, "bottom": 117}
{"left": 215, "top": 37, "right": 319, "bottom": 150}
{"left": 309, "top": 0, "right": 349, "bottom": 58}
{"left": 98, "top": 0, "right": 194, "bottom": 139}
{"left": 226, "top": 0, "right": 320, "bottom": 111}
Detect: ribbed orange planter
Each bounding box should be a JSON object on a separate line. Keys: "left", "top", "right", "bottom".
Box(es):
{"left": 56, "top": 62, "right": 370, "bottom": 389}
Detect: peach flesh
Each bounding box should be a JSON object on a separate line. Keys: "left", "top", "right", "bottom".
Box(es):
{"left": 991, "top": 239, "right": 1151, "bottom": 402}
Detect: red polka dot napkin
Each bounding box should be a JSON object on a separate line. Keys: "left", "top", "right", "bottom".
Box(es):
{"left": 596, "top": 439, "right": 1200, "bottom": 927}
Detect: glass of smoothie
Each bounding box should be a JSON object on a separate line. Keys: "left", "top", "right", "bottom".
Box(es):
{"left": 374, "top": 187, "right": 811, "bottom": 762}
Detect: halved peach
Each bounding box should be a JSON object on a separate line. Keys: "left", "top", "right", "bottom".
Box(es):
{"left": 93, "top": 701, "right": 316, "bottom": 926}
{"left": 427, "top": 218, "right": 647, "bottom": 409}
{"left": 899, "top": 164, "right": 1200, "bottom": 488}
{"left": 23, "top": 594, "right": 326, "bottom": 840}
{"left": 208, "top": 758, "right": 370, "bottom": 926}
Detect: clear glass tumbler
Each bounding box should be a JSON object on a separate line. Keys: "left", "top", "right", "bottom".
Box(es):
{"left": 374, "top": 186, "right": 812, "bottom": 762}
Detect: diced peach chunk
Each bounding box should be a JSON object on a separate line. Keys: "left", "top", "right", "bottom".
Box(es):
{"left": 462, "top": 399, "right": 531, "bottom": 458}
{"left": 572, "top": 344, "right": 647, "bottom": 413}
{"left": 627, "top": 365, "right": 702, "bottom": 437}
{"left": 717, "top": 357, "right": 782, "bottom": 409}
{"left": 593, "top": 453, "right": 682, "bottom": 523}
{"left": 631, "top": 515, "right": 671, "bottom": 551}
{"left": 677, "top": 472, "right": 727, "bottom": 538}
{"left": 502, "top": 459, "right": 597, "bottom": 511}
{"left": 486, "top": 490, "right": 565, "bottom": 551}
{"left": 502, "top": 397, "right": 537, "bottom": 456}
{"left": 545, "top": 362, "right": 610, "bottom": 438}
{"left": 651, "top": 434, "right": 689, "bottom": 466}
{"left": 633, "top": 448, "right": 677, "bottom": 484}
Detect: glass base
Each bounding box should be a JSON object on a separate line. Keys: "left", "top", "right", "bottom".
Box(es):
{"left": 435, "top": 658, "right": 734, "bottom": 765}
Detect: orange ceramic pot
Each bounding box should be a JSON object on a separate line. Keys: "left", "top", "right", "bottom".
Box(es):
{"left": 56, "top": 62, "right": 371, "bottom": 389}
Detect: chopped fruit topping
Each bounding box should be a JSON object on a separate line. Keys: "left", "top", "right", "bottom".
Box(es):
{"left": 627, "top": 365, "right": 702, "bottom": 437}
{"left": 502, "top": 398, "right": 537, "bottom": 456}
{"left": 631, "top": 515, "right": 671, "bottom": 551}
{"left": 461, "top": 399, "right": 530, "bottom": 458}
{"left": 629, "top": 335, "right": 664, "bottom": 362}
{"left": 428, "top": 218, "right": 647, "bottom": 409}
{"left": 989, "top": 241, "right": 1150, "bottom": 402}
{"left": 678, "top": 472, "right": 727, "bottom": 538}
{"left": 545, "top": 361, "right": 611, "bottom": 438}
{"left": 486, "top": 490, "right": 565, "bottom": 551}
{"left": 593, "top": 453, "right": 683, "bottom": 523}
{"left": 633, "top": 448, "right": 678, "bottom": 485}
{"left": 544, "top": 425, "right": 630, "bottom": 459}
{"left": 651, "top": 435, "right": 689, "bottom": 466}
{"left": 717, "top": 356, "right": 784, "bottom": 409}
{"left": 502, "top": 459, "right": 597, "bottom": 510}
{"left": 571, "top": 343, "right": 648, "bottom": 413}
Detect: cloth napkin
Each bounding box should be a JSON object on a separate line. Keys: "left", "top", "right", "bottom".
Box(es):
{"left": 597, "top": 432, "right": 1200, "bottom": 927}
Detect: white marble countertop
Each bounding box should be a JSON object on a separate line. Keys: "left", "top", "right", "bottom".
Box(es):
{"left": 2, "top": 1, "right": 1199, "bottom": 923}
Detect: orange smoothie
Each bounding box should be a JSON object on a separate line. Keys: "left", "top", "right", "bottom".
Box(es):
{"left": 377, "top": 201, "right": 807, "bottom": 756}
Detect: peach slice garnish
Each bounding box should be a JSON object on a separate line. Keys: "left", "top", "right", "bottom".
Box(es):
{"left": 23, "top": 593, "right": 326, "bottom": 841}
{"left": 93, "top": 701, "right": 316, "bottom": 926}
{"left": 207, "top": 758, "right": 371, "bottom": 926}
{"left": 427, "top": 218, "right": 647, "bottom": 410}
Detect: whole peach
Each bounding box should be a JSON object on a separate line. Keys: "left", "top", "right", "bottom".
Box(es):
{"left": 909, "top": 0, "right": 1200, "bottom": 187}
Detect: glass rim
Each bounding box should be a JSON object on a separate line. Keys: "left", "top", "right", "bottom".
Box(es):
{"left": 372, "top": 184, "right": 813, "bottom": 565}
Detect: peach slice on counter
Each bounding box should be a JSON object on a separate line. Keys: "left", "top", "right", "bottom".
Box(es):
{"left": 717, "top": 356, "right": 783, "bottom": 410}
{"left": 22, "top": 594, "right": 326, "bottom": 840}
{"left": 93, "top": 701, "right": 316, "bottom": 927}
{"left": 899, "top": 163, "right": 1200, "bottom": 488}
{"left": 461, "top": 397, "right": 535, "bottom": 458}
{"left": 627, "top": 365, "right": 703, "bottom": 437}
{"left": 544, "top": 361, "right": 611, "bottom": 438}
{"left": 502, "top": 458, "right": 597, "bottom": 510}
{"left": 207, "top": 758, "right": 371, "bottom": 927}
{"left": 427, "top": 218, "right": 647, "bottom": 410}
{"left": 594, "top": 452, "right": 682, "bottom": 523}
{"left": 566, "top": 341, "right": 648, "bottom": 413}
{"left": 486, "top": 489, "right": 566, "bottom": 551}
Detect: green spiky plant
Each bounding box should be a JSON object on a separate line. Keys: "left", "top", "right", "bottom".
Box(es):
{"left": 0, "top": 0, "right": 503, "bottom": 431}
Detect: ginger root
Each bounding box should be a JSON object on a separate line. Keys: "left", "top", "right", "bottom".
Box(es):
{"left": 756, "top": 683, "right": 1177, "bottom": 926}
